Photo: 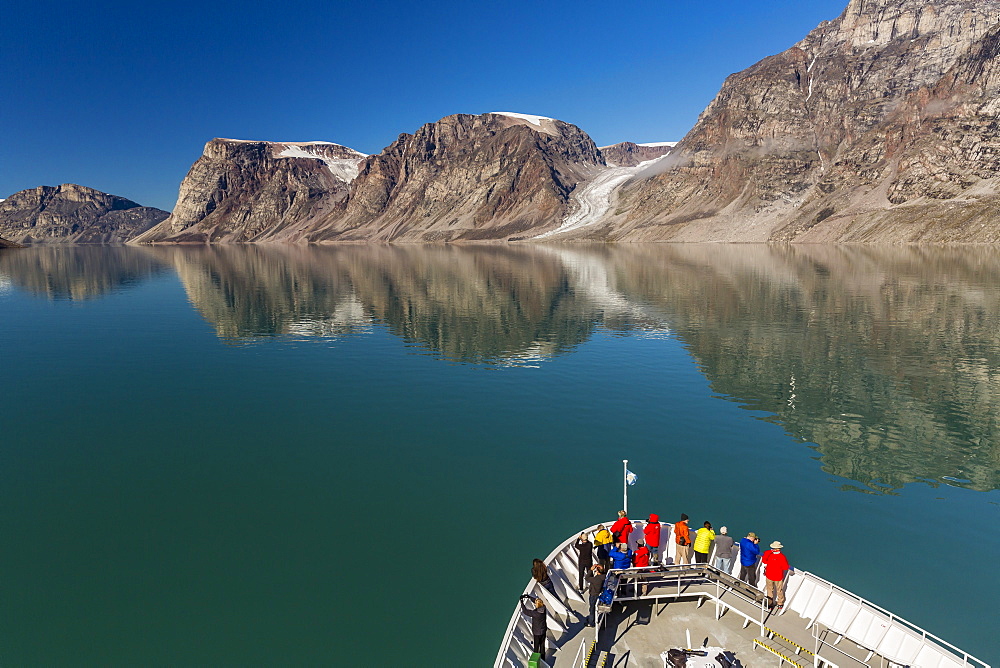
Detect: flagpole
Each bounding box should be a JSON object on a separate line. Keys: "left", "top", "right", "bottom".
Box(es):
{"left": 623, "top": 459, "right": 628, "bottom": 515}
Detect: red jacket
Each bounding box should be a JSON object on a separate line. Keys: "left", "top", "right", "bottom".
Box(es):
{"left": 633, "top": 546, "right": 650, "bottom": 567}
{"left": 644, "top": 514, "right": 661, "bottom": 548}
{"left": 761, "top": 549, "right": 790, "bottom": 581}
{"left": 611, "top": 517, "right": 632, "bottom": 542}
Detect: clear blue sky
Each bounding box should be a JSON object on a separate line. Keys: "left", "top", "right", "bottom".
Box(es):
{"left": 2, "top": 0, "right": 847, "bottom": 210}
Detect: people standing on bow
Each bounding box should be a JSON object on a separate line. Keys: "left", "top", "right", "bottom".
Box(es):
{"left": 739, "top": 532, "right": 761, "bottom": 586}
{"left": 610, "top": 510, "right": 633, "bottom": 546}
{"left": 584, "top": 564, "right": 605, "bottom": 627}
{"left": 594, "top": 524, "right": 613, "bottom": 573}
{"left": 643, "top": 513, "right": 661, "bottom": 564}
{"left": 693, "top": 521, "right": 716, "bottom": 564}
{"left": 519, "top": 594, "right": 548, "bottom": 657}
{"left": 532, "top": 558, "right": 556, "bottom": 596}
{"left": 674, "top": 513, "right": 692, "bottom": 564}
{"left": 573, "top": 532, "right": 594, "bottom": 593}
{"left": 761, "top": 541, "right": 792, "bottom": 609}
{"left": 713, "top": 526, "right": 735, "bottom": 574}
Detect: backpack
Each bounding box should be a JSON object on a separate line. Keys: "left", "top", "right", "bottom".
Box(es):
{"left": 598, "top": 586, "right": 614, "bottom": 605}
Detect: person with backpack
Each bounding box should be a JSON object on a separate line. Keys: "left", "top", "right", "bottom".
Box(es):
{"left": 674, "top": 513, "right": 692, "bottom": 564}
{"left": 519, "top": 594, "right": 548, "bottom": 657}
{"left": 610, "top": 510, "right": 632, "bottom": 546}
{"left": 643, "top": 513, "right": 662, "bottom": 564}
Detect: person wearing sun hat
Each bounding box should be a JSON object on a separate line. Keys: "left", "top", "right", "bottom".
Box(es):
{"left": 761, "top": 540, "right": 792, "bottom": 609}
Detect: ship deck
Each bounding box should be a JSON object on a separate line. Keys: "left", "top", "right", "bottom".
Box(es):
{"left": 552, "top": 572, "right": 852, "bottom": 667}
{"left": 495, "top": 523, "right": 989, "bottom": 668}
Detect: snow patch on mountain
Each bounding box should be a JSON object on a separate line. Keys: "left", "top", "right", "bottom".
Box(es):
{"left": 276, "top": 144, "right": 366, "bottom": 182}
{"left": 636, "top": 142, "right": 677, "bottom": 148}
{"left": 535, "top": 154, "right": 673, "bottom": 239}
{"left": 488, "top": 112, "right": 553, "bottom": 127}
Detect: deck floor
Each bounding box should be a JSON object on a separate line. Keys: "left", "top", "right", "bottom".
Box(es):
{"left": 546, "top": 578, "right": 876, "bottom": 667}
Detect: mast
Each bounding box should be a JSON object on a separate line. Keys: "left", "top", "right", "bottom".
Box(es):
{"left": 623, "top": 459, "right": 628, "bottom": 515}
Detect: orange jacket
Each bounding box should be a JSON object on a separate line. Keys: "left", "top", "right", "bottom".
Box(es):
{"left": 674, "top": 520, "right": 690, "bottom": 545}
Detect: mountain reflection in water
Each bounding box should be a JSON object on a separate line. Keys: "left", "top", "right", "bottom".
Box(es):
{"left": 3, "top": 243, "right": 998, "bottom": 493}
{"left": 0, "top": 246, "right": 167, "bottom": 300}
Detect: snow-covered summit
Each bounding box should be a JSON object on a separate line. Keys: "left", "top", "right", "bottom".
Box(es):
{"left": 487, "top": 112, "right": 555, "bottom": 127}
{"left": 636, "top": 141, "right": 678, "bottom": 148}
{"left": 217, "top": 138, "right": 367, "bottom": 157}
{"left": 275, "top": 143, "right": 367, "bottom": 182}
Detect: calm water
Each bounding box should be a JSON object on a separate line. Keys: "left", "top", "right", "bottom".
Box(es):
{"left": 2, "top": 244, "right": 998, "bottom": 665}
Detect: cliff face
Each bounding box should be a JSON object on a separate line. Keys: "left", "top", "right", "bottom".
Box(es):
{"left": 0, "top": 184, "right": 168, "bottom": 244}
{"left": 309, "top": 113, "right": 604, "bottom": 242}
{"left": 613, "top": 0, "right": 1000, "bottom": 242}
{"left": 132, "top": 139, "right": 366, "bottom": 243}
{"left": 599, "top": 142, "right": 674, "bottom": 167}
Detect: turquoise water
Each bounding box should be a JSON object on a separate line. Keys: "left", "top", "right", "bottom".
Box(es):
{"left": 1, "top": 244, "right": 998, "bottom": 665}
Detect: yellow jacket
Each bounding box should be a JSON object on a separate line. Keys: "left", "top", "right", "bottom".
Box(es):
{"left": 595, "top": 529, "right": 613, "bottom": 546}
{"left": 694, "top": 527, "right": 716, "bottom": 554}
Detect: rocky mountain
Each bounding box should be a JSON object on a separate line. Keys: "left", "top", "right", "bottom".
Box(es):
{"left": 604, "top": 0, "right": 1000, "bottom": 242}
{"left": 310, "top": 113, "right": 604, "bottom": 242}
{"left": 0, "top": 184, "right": 169, "bottom": 244}
{"left": 135, "top": 113, "right": 605, "bottom": 244}
{"left": 599, "top": 142, "right": 675, "bottom": 167}
{"left": 132, "top": 140, "right": 366, "bottom": 243}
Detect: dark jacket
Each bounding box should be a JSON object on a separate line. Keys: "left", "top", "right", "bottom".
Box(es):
{"left": 585, "top": 570, "right": 606, "bottom": 596}
{"left": 575, "top": 539, "right": 594, "bottom": 568}
{"left": 520, "top": 597, "right": 547, "bottom": 635}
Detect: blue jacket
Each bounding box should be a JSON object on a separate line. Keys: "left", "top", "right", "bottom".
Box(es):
{"left": 739, "top": 538, "right": 761, "bottom": 567}
{"left": 609, "top": 546, "right": 633, "bottom": 570}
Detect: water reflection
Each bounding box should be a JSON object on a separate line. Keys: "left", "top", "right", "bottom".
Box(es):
{"left": 605, "top": 244, "right": 1000, "bottom": 493}
{"left": 143, "top": 245, "right": 672, "bottom": 359}
{"left": 2, "top": 243, "right": 998, "bottom": 492}
{"left": 0, "top": 246, "right": 167, "bottom": 300}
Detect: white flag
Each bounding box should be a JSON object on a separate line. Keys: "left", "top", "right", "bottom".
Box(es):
{"left": 625, "top": 469, "right": 637, "bottom": 486}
